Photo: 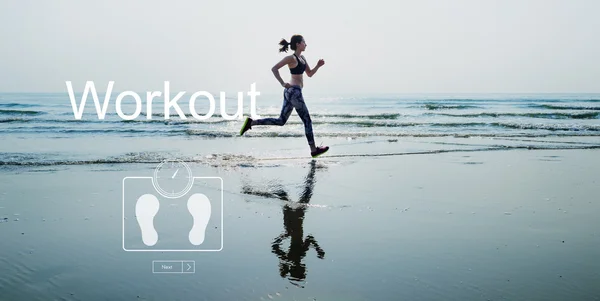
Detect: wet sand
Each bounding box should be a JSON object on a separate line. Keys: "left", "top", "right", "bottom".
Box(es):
{"left": 1, "top": 148, "right": 599, "bottom": 300}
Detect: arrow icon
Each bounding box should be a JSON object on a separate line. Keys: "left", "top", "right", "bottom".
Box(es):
{"left": 180, "top": 260, "right": 195, "bottom": 273}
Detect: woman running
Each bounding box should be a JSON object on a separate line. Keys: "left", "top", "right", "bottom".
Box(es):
{"left": 239, "top": 34, "right": 329, "bottom": 158}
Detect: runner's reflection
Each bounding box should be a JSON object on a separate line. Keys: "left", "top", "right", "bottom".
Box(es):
{"left": 271, "top": 160, "right": 325, "bottom": 287}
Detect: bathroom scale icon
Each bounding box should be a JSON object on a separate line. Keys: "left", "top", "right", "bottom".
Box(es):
{"left": 122, "top": 159, "right": 223, "bottom": 252}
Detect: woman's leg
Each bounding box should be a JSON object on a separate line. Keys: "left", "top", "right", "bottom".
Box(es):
{"left": 288, "top": 87, "right": 329, "bottom": 157}
{"left": 252, "top": 90, "right": 294, "bottom": 126}
{"left": 239, "top": 89, "right": 293, "bottom": 136}
{"left": 286, "top": 87, "right": 316, "bottom": 151}
{"left": 240, "top": 86, "right": 329, "bottom": 157}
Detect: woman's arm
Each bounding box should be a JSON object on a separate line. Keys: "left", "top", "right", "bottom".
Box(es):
{"left": 303, "top": 56, "right": 325, "bottom": 77}
{"left": 272, "top": 56, "right": 294, "bottom": 87}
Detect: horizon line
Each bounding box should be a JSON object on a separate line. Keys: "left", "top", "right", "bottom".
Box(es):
{"left": 1, "top": 91, "right": 599, "bottom": 95}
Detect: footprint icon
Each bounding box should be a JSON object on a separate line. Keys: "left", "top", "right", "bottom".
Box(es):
{"left": 135, "top": 194, "right": 160, "bottom": 246}
{"left": 187, "top": 193, "right": 212, "bottom": 245}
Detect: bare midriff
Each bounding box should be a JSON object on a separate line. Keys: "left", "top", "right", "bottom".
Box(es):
{"left": 289, "top": 73, "right": 304, "bottom": 88}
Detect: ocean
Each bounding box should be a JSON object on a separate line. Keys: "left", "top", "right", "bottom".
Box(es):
{"left": 1, "top": 92, "right": 599, "bottom": 166}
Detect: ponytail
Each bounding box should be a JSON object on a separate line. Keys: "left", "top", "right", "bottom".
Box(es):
{"left": 278, "top": 35, "right": 304, "bottom": 53}
{"left": 278, "top": 38, "right": 290, "bottom": 52}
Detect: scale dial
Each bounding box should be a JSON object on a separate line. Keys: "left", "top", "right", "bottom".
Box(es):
{"left": 152, "top": 159, "right": 193, "bottom": 198}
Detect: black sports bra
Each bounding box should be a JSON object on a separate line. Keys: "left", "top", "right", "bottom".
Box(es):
{"left": 289, "top": 54, "right": 306, "bottom": 75}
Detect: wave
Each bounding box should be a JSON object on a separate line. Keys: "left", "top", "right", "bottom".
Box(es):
{"left": 3, "top": 144, "right": 600, "bottom": 167}
{"left": 4, "top": 120, "right": 599, "bottom": 134}
{"left": 423, "top": 98, "right": 600, "bottom": 102}
{"left": 121, "top": 118, "right": 232, "bottom": 125}
{"left": 429, "top": 112, "right": 600, "bottom": 119}
{"left": 185, "top": 129, "right": 600, "bottom": 138}
{"left": 528, "top": 104, "right": 600, "bottom": 111}
{"left": 0, "top": 109, "right": 45, "bottom": 116}
{"left": 55, "top": 128, "right": 185, "bottom": 134}
{"left": 7, "top": 110, "right": 600, "bottom": 128}
{"left": 0, "top": 118, "right": 233, "bottom": 125}
{"left": 2, "top": 128, "right": 186, "bottom": 136}
{"left": 0, "top": 152, "right": 267, "bottom": 167}
{"left": 0, "top": 118, "right": 93, "bottom": 124}
{"left": 311, "top": 113, "right": 401, "bottom": 119}
{"left": 0, "top": 151, "right": 170, "bottom": 166}
{"left": 422, "top": 104, "right": 483, "bottom": 110}
{"left": 5, "top": 110, "right": 598, "bottom": 127}
{"left": 0, "top": 118, "right": 29, "bottom": 123}
{"left": 322, "top": 145, "right": 600, "bottom": 158}
{"left": 0, "top": 103, "right": 38, "bottom": 108}
{"left": 405, "top": 98, "right": 600, "bottom": 103}
{"left": 139, "top": 112, "right": 403, "bottom": 120}
{"left": 314, "top": 121, "right": 600, "bottom": 131}
{"left": 485, "top": 122, "right": 600, "bottom": 131}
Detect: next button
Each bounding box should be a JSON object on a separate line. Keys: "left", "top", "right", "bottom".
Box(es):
{"left": 153, "top": 261, "right": 183, "bottom": 273}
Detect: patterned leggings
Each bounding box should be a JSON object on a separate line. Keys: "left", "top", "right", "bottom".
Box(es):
{"left": 253, "top": 86, "right": 315, "bottom": 146}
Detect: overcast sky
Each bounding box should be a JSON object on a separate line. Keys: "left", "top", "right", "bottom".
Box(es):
{"left": 0, "top": 0, "right": 598, "bottom": 95}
